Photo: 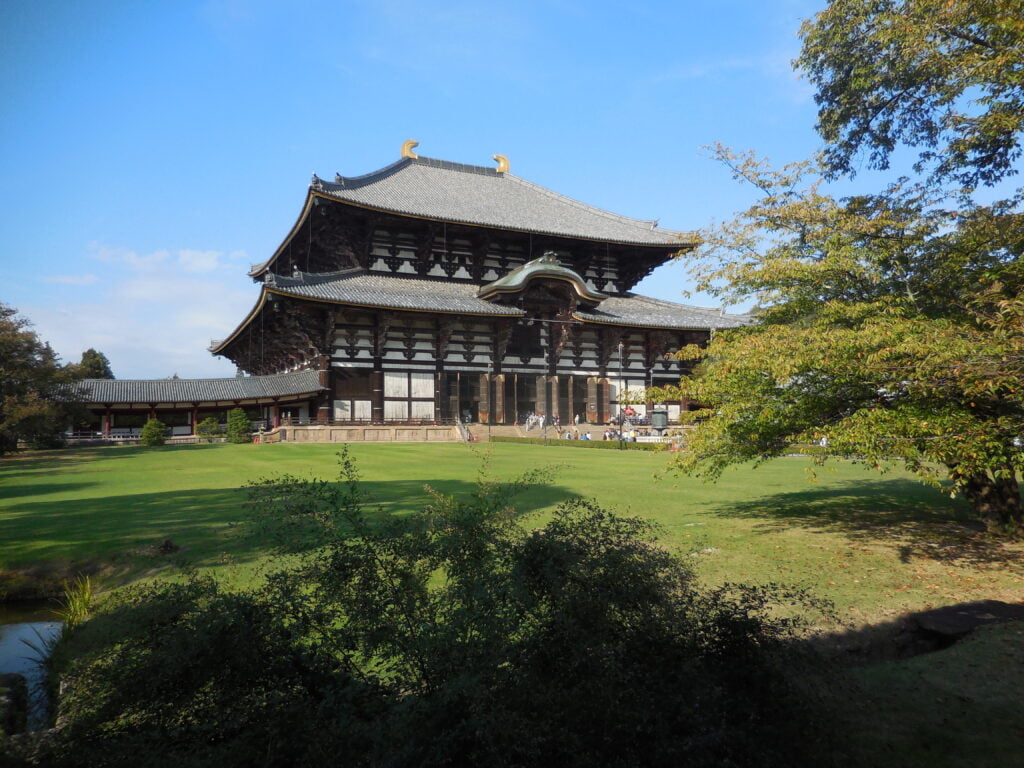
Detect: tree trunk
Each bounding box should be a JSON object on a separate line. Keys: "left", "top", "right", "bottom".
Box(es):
{"left": 959, "top": 468, "right": 1024, "bottom": 535}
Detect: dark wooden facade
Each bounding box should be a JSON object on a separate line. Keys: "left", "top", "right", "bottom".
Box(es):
{"left": 210, "top": 152, "right": 746, "bottom": 426}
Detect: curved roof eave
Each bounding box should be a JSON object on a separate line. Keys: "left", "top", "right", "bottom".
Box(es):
{"left": 210, "top": 285, "right": 527, "bottom": 356}
{"left": 249, "top": 179, "right": 701, "bottom": 278}
{"left": 209, "top": 287, "right": 270, "bottom": 354}
{"left": 248, "top": 191, "right": 317, "bottom": 278}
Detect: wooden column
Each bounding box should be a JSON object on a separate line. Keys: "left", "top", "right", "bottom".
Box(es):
{"left": 434, "top": 370, "right": 443, "bottom": 423}
{"left": 645, "top": 366, "right": 654, "bottom": 419}
{"left": 452, "top": 372, "right": 462, "bottom": 422}
{"left": 566, "top": 375, "right": 574, "bottom": 425}
{"left": 317, "top": 366, "right": 331, "bottom": 423}
{"left": 370, "top": 369, "right": 384, "bottom": 424}
{"left": 191, "top": 404, "right": 199, "bottom": 435}
{"left": 272, "top": 402, "right": 280, "bottom": 428}
{"left": 548, "top": 375, "right": 559, "bottom": 424}
{"left": 535, "top": 375, "right": 547, "bottom": 416}
{"left": 148, "top": 404, "right": 157, "bottom": 421}
{"left": 103, "top": 406, "right": 112, "bottom": 437}
{"left": 478, "top": 373, "right": 491, "bottom": 425}
{"left": 599, "top": 378, "right": 611, "bottom": 423}
{"left": 586, "top": 378, "right": 599, "bottom": 424}
{"left": 493, "top": 374, "right": 505, "bottom": 424}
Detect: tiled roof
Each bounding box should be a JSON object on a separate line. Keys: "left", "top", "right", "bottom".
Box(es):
{"left": 478, "top": 254, "right": 606, "bottom": 303}
{"left": 314, "top": 156, "right": 693, "bottom": 246}
{"left": 573, "top": 294, "right": 750, "bottom": 331}
{"left": 269, "top": 270, "right": 525, "bottom": 316}
{"left": 69, "top": 369, "right": 325, "bottom": 404}
{"left": 271, "top": 270, "right": 746, "bottom": 329}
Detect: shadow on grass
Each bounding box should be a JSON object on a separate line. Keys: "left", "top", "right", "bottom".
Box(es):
{"left": 709, "top": 478, "right": 1023, "bottom": 567}
{"left": 0, "top": 481, "right": 98, "bottom": 501}
{"left": 0, "top": 444, "right": 228, "bottom": 478}
{"left": 0, "top": 477, "right": 575, "bottom": 579}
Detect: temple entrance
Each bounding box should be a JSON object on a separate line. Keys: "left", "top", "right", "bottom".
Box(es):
{"left": 514, "top": 374, "right": 538, "bottom": 424}
{"left": 457, "top": 372, "right": 480, "bottom": 423}
{"left": 572, "top": 376, "right": 588, "bottom": 424}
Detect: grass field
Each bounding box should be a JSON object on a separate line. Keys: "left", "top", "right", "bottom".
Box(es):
{"left": 2, "top": 442, "right": 1023, "bottom": 766}
{"left": 2, "top": 442, "right": 1021, "bottom": 618}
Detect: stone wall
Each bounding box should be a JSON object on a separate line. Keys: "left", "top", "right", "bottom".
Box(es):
{"left": 276, "top": 425, "right": 460, "bottom": 443}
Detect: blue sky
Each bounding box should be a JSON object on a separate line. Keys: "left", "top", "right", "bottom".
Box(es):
{"left": 2, "top": 0, "right": 841, "bottom": 378}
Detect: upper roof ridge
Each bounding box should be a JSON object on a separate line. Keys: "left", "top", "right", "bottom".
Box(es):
{"left": 502, "top": 172, "right": 664, "bottom": 231}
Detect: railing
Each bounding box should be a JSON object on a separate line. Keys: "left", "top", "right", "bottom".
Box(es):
{"left": 277, "top": 417, "right": 461, "bottom": 427}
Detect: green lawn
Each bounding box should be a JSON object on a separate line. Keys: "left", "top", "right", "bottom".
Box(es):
{"left": 2, "top": 442, "right": 1022, "bottom": 619}
{"left": 3, "top": 442, "right": 1023, "bottom": 766}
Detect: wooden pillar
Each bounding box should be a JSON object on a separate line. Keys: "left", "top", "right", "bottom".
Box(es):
{"left": 370, "top": 369, "right": 384, "bottom": 424}
{"left": 586, "top": 378, "right": 599, "bottom": 424}
{"left": 599, "top": 378, "right": 611, "bottom": 423}
{"left": 103, "top": 406, "right": 112, "bottom": 437}
{"left": 535, "top": 375, "right": 547, "bottom": 416}
{"left": 548, "top": 375, "right": 559, "bottom": 424}
{"left": 272, "top": 402, "right": 280, "bottom": 428}
{"left": 566, "top": 375, "right": 574, "bottom": 425}
{"left": 645, "top": 366, "right": 654, "bottom": 419}
{"left": 434, "top": 370, "right": 443, "bottom": 423}
{"left": 493, "top": 374, "right": 506, "bottom": 424}
{"left": 452, "top": 372, "right": 462, "bottom": 422}
{"left": 191, "top": 404, "right": 199, "bottom": 435}
{"left": 478, "top": 373, "right": 491, "bottom": 425}
{"left": 148, "top": 404, "right": 157, "bottom": 421}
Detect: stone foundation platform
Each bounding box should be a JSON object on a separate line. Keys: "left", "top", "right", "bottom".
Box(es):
{"left": 272, "top": 425, "right": 461, "bottom": 443}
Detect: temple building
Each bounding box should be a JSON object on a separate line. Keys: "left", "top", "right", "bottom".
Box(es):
{"left": 73, "top": 142, "right": 746, "bottom": 437}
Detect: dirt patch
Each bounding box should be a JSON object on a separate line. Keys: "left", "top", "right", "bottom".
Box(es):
{"left": 816, "top": 599, "right": 1024, "bottom": 663}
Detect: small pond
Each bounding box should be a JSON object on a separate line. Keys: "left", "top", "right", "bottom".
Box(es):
{"left": 0, "top": 602, "right": 63, "bottom": 731}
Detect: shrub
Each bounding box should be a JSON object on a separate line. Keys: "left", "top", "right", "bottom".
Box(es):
{"left": 195, "top": 416, "right": 221, "bottom": 442}
{"left": 44, "top": 451, "right": 837, "bottom": 767}
{"left": 138, "top": 419, "right": 167, "bottom": 447}
{"left": 225, "top": 408, "right": 250, "bottom": 444}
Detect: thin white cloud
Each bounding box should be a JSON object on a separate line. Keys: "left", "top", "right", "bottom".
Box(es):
{"left": 42, "top": 274, "right": 98, "bottom": 285}
{"left": 23, "top": 241, "right": 258, "bottom": 378}
{"left": 88, "top": 242, "right": 169, "bottom": 271}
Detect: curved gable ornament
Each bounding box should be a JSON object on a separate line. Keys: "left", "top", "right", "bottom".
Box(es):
{"left": 478, "top": 252, "right": 607, "bottom": 306}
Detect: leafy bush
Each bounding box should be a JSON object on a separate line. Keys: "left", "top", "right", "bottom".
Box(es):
{"left": 225, "top": 408, "right": 251, "bottom": 444}
{"left": 195, "top": 416, "right": 221, "bottom": 442}
{"left": 44, "top": 450, "right": 837, "bottom": 767}
{"left": 138, "top": 419, "right": 167, "bottom": 447}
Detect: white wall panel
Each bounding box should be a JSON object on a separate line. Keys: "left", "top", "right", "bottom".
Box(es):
{"left": 410, "top": 401, "right": 434, "bottom": 419}
{"left": 384, "top": 371, "right": 409, "bottom": 397}
{"left": 384, "top": 400, "right": 407, "bottom": 420}
{"left": 410, "top": 372, "right": 434, "bottom": 398}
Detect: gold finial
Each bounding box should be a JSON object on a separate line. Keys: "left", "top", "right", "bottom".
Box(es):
{"left": 493, "top": 154, "right": 510, "bottom": 173}
{"left": 401, "top": 139, "right": 420, "bottom": 159}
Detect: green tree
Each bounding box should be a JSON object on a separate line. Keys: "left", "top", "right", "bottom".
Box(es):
{"left": 73, "top": 348, "right": 114, "bottom": 379}
{"left": 656, "top": 146, "right": 1023, "bottom": 533}
{"left": 195, "top": 416, "right": 221, "bottom": 442}
{"left": 225, "top": 408, "right": 251, "bottom": 443}
{"left": 799, "top": 0, "right": 1024, "bottom": 190}
{"left": 0, "top": 303, "right": 82, "bottom": 455}
{"left": 660, "top": 2, "right": 1024, "bottom": 534}
{"left": 139, "top": 419, "right": 168, "bottom": 447}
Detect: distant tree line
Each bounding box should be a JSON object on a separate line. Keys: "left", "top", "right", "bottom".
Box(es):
{"left": 0, "top": 304, "right": 115, "bottom": 455}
